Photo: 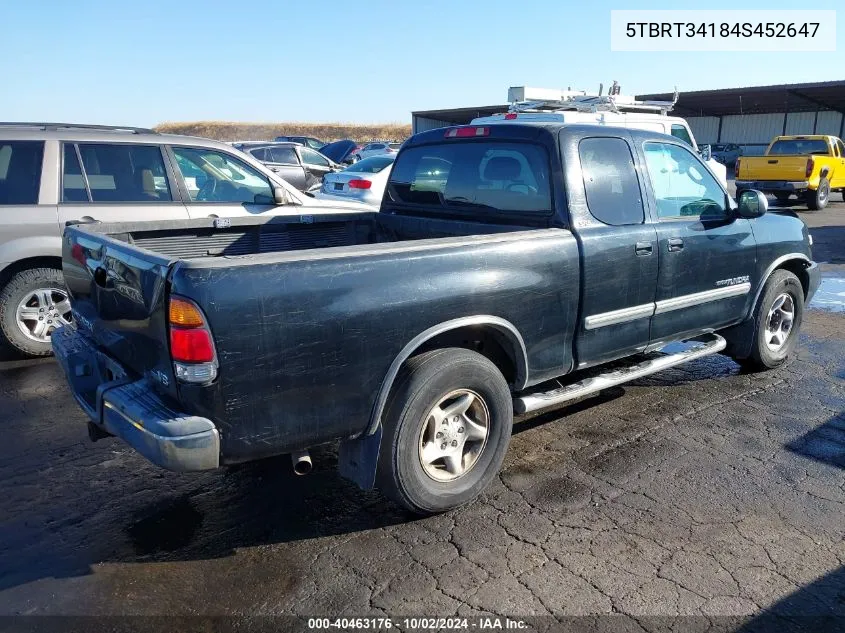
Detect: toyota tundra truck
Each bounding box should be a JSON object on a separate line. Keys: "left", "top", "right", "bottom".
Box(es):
{"left": 736, "top": 134, "right": 845, "bottom": 210}
{"left": 53, "top": 123, "right": 819, "bottom": 514}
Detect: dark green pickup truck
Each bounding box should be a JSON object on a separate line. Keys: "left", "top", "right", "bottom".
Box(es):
{"left": 53, "top": 122, "right": 819, "bottom": 514}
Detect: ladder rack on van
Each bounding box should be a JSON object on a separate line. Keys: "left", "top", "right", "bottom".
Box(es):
{"left": 505, "top": 86, "right": 679, "bottom": 116}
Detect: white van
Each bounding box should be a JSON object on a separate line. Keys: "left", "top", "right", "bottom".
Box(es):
{"left": 471, "top": 87, "right": 727, "bottom": 186}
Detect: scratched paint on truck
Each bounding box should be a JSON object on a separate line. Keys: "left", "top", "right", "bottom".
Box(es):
{"left": 170, "top": 229, "right": 580, "bottom": 462}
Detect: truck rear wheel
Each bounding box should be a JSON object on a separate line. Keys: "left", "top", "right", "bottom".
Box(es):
{"left": 806, "top": 178, "right": 830, "bottom": 210}
{"left": 740, "top": 269, "right": 804, "bottom": 371}
{"left": 377, "top": 348, "right": 513, "bottom": 514}
{"left": 0, "top": 267, "right": 71, "bottom": 357}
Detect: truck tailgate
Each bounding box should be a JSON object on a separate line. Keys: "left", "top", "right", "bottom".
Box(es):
{"left": 61, "top": 224, "right": 177, "bottom": 397}
{"left": 740, "top": 155, "right": 808, "bottom": 181}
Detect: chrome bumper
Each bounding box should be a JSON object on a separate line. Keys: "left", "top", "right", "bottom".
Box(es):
{"left": 52, "top": 326, "right": 220, "bottom": 472}
{"left": 735, "top": 180, "right": 810, "bottom": 192}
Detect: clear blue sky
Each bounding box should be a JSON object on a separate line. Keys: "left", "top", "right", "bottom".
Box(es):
{"left": 1, "top": 0, "right": 841, "bottom": 127}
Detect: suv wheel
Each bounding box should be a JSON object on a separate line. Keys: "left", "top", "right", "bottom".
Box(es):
{"left": 0, "top": 268, "right": 72, "bottom": 357}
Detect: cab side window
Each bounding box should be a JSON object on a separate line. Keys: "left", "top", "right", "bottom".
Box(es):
{"left": 643, "top": 142, "right": 727, "bottom": 220}
{"left": 670, "top": 124, "right": 694, "bottom": 148}
{"left": 836, "top": 139, "right": 845, "bottom": 158}
{"left": 578, "top": 137, "right": 644, "bottom": 225}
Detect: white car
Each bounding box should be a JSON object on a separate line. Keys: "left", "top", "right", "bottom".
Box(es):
{"left": 313, "top": 155, "right": 395, "bottom": 208}
{"left": 352, "top": 141, "right": 402, "bottom": 162}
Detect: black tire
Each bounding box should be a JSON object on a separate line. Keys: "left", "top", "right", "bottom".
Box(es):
{"left": 377, "top": 348, "right": 513, "bottom": 514}
{"left": 806, "top": 178, "right": 830, "bottom": 210}
{"left": 741, "top": 269, "right": 804, "bottom": 371}
{"left": 0, "top": 267, "right": 68, "bottom": 357}
{"left": 774, "top": 192, "right": 791, "bottom": 204}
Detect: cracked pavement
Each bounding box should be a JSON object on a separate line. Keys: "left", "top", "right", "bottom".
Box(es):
{"left": 0, "top": 205, "right": 843, "bottom": 628}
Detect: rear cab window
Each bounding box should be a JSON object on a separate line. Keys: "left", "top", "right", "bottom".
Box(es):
{"left": 0, "top": 141, "right": 44, "bottom": 205}
{"left": 346, "top": 156, "right": 394, "bottom": 173}
{"left": 387, "top": 140, "right": 552, "bottom": 217}
{"left": 769, "top": 139, "right": 830, "bottom": 155}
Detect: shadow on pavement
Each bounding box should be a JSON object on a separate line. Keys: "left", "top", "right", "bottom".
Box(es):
{"left": 734, "top": 565, "right": 845, "bottom": 632}
{"left": 0, "top": 439, "right": 417, "bottom": 593}
{"left": 808, "top": 225, "right": 845, "bottom": 265}
{"left": 786, "top": 411, "right": 845, "bottom": 471}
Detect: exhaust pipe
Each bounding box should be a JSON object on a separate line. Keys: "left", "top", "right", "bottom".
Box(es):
{"left": 291, "top": 450, "right": 312, "bottom": 476}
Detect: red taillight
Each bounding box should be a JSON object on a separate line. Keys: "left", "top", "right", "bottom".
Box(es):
{"left": 71, "top": 243, "right": 85, "bottom": 266}
{"left": 806, "top": 157, "right": 814, "bottom": 178}
{"left": 348, "top": 179, "right": 372, "bottom": 189}
{"left": 170, "top": 328, "right": 215, "bottom": 363}
{"left": 504, "top": 113, "right": 518, "bottom": 120}
{"left": 735, "top": 158, "right": 741, "bottom": 176}
{"left": 445, "top": 127, "right": 490, "bottom": 138}
{"left": 168, "top": 295, "right": 216, "bottom": 369}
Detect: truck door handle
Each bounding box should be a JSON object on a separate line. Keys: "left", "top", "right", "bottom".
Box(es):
{"left": 635, "top": 242, "right": 653, "bottom": 256}
{"left": 668, "top": 238, "right": 684, "bottom": 252}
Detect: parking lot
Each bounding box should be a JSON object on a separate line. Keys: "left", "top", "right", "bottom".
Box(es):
{"left": 0, "top": 198, "right": 843, "bottom": 628}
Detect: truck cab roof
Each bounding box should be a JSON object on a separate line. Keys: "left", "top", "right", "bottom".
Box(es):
{"left": 470, "top": 111, "right": 699, "bottom": 150}
{"left": 405, "top": 121, "right": 684, "bottom": 148}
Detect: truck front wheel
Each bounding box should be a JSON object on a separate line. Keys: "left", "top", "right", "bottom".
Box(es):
{"left": 806, "top": 178, "right": 830, "bottom": 210}
{"left": 377, "top": 348, "right": 513, "bottom": 514}
{"left": 740, "top": 269, "right": 804, "bottom": 371}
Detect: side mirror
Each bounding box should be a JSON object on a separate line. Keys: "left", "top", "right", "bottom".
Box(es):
{"left": 699, "top": 144, "right": 712, "bottom": 162}
{"left": 272, "top": 186, "right": 288, "bottom": 205}
{"left": 737, "top": 189, "right": 768, "bottom": 218}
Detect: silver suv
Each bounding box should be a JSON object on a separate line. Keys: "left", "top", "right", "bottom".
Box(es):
{"left": 0, "top": 123, "right": 364, "bottom": 357}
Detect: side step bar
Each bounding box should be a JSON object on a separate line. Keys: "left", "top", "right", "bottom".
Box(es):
{"left": 514, "top": 333, "right": 726, "bottom": 415}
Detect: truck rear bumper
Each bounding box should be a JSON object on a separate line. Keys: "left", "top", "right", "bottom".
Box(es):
{"left": 52, "top": 326, "right": 220, "bottom": 472}
{"left": 735, "top": 180, "right": 810, "bottom": 192}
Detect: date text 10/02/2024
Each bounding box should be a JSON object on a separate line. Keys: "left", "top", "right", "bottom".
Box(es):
{"left": 307, "top": 617, "right": 528, "bottom": 630}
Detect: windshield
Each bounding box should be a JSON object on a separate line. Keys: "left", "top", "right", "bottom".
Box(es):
{"left": 344, "top": 156, "right": 394, "bottom": 174}
{"left": 387, "top": 141, "right": 552, "bottom": 215}
{"left": 769, "top": 139, "right": 830, "bottom": 155}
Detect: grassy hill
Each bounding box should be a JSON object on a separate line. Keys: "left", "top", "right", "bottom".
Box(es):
{"left": 154, "top": 121, "right": 412, "bottom": 142}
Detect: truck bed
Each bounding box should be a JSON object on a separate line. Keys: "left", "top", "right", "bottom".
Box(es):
{"left": 83, "top": 211, "right": 536, "bottom": 261}
{"left": 738, "top": 155, "right": 809, "bottom": 182}
{"left": 62, "top": 212, "right": 578, "bottom": 462}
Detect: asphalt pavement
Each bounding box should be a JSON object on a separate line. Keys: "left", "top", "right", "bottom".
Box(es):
{"left": 0, "top": 195, "right": 843, "bottom": 631}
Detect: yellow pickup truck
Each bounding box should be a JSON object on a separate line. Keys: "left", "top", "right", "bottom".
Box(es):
{"left": 735, "top": 135, "right": 845, "bottom": 210}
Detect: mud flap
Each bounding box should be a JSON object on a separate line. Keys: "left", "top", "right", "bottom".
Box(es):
{"left": 338, "top": 426, "right": 382, "bottom": 490}
{"left": 720, "top": 318, "right": 755, "bottom": 360}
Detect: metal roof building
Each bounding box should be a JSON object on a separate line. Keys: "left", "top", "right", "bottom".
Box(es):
{"left": 412, "top": 80, "right": 845, "bottom": 155}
